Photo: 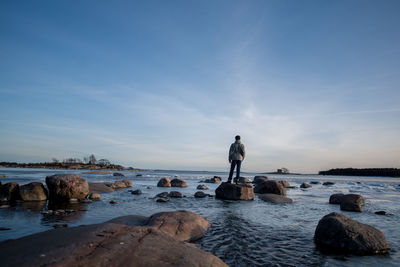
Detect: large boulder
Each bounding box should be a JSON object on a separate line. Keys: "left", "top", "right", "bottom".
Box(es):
{"left": 170, "top": 178, "right": 188, "bottom": 188}
{"left": 46, "top": 174, "right": 89, "bottom": 201}
{"left": 259, "top": 194, "right": 293, "bottom": 204}
{"left": 340, "top": 194, "right": 365, "bottom": 212}
{"left": 157, "top": 177, "right": 171, "bottom": 187}
{"left": 254, "top": 180, "right": 286, "bottom": 195}
{"left": 19, "top": 182, "right": 48, "bottom": 201}
{"left": 147, "top": 210, "right": 211, "bottom": 242}
{"left": 329, "top": 193, "right": 345, "bottom": 204}
{"left": 314, "top": 212, "right": 391, "bottom": 255}
{"left": 0, "top": 182, "right": 20, "bottom": 202}
{"left": 0, "top": 217, "right": 227, "bottom": 267}
{"left": 215, "top": 182, "right": 254, "bottom": 200}
{"left": 253, "top": 176, "right": 269, "bottom": 184}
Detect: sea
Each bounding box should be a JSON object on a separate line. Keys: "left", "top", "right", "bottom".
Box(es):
{"left": 0, "top": 168, "right": 399, "bottom": 267}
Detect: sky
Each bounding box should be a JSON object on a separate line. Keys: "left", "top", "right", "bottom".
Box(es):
{"left": 1, "top": 0, "right": 399, "bottom": 173}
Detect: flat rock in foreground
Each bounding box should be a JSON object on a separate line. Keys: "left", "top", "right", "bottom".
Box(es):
{"left": 259, "top": 193, "right": 293, "bottom": 204}
{"left": 314, "top": 212, "right": 391, "bottom": 255}
{"left": 215, "top": 182, "right": 254, "bottom": 200}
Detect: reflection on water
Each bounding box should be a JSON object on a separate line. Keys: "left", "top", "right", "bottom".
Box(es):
{"left": 0, "top": 168, "right": 399, "bottom": 266}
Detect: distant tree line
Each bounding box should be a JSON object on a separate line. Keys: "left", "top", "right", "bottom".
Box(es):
{"left": 319, "top": 168, "right": 400, "bottom": 177}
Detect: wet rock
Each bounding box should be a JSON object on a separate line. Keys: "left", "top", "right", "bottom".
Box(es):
{"left": 194, "top": 191, "right": 208, "bottom": 198}
{"left": 147, "top": 210, "right": 210, "bottom": 242}
{"left": 53, "top": 224, "right": 68, "bottom": 229}
{"left": 329, "top": 193, "right": 345, "bottom": 204}
{"left": 136, "top": 174, "right": 143, "bottom": 177}
{"left": 215, "top": 182, "right": 254, "bottom": 200}
{"left": 157, "top": 177, "right": 171, "bottom": 187}
{"left": 170, "top": 178, "right": 188, "bottom": 188}
{"left": 0, "top": 204, "right": 10, "bottom": 209}
{"left": 113, "top": 172, "right": 125, "bottom": 176}
{"left": 46, "top": 174, "right": 89, "bottom": 201}
{"left": 0, "top": 218, "right": 227, "bottom": 267}
{"left": 111, "top": 180, "right": 132, "bottom": 189}
{"left": 375, "top": 211, "right": 392, "bottom": 216}
{"left": 201, "top": 176, "right": 221, "bottom": 184}
{"left": 156, "top": 192, "right": 169, "bottom": 198}
{"left": 0, "top": 227, "right": 11, "bottom": 231}
{"left": 197, "top": 184, "right": 208, "bottom": 190}
{"left": 254, "top": 180, "right": 286, "bottom": 196}
{"left": 147, "top": 186, "right": 152, "bottom": 189}
{"left": 88, "top": 193, "right": 101, "bottom": 200}
{"left": 88, "top": 182, "right": 114, "bottom": 194}
{"left": 259, "top": 194, "right": 293, "bottom": 204}
{"left": 323, "top": 181, "right": 335, "bottom": 186}
{"left": 131, "top": 189, "right": 142, "bottom": 195}
{"left": 300, "top": 183, "right": 312, "bottom": 189}
{"left": 156, "top": 198, "right": 169, "bottom": 203}
{"left": 19, "top": 182, "right": 48, "bottom": 201}
{"left": 110, "top": 200, "right": 118, "bottom": 204}
{"left": 168, "top": 191, "right": 183, "bottom": 198}
{"left": 235, "top": 177, "right": 249, "bottom": 184}
{"left": 340, "top": 194, "right": 365, "bottom": 212}
{"left": 278, "top": 180, "right": 291, "bottom": 188}
{"left": 253, "top": 176, "right": 269, "bottom": 184}
{"left": 314, "top": 212, "right": 391, "bottom": 255}
{"left": 0, "top": 182, "right": 20, "bottom": 202}
{"left": 80, "top": 199, "right": 92, "bottom": 203}
{"left": 310, "top": 181, "right": 321, "bottom": 184}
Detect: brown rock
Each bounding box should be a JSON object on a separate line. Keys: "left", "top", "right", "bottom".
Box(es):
{"left": 259, "top": 194, "right": 293, "bottom": 204}
{"left": 156, "top": 198, "right": 169, "bottom": 203}
{"left": 170, "top": 178, "right": 188, "bottom": 188}
{"left": 254, "top": 180, "right": 286, "bottom": 195}
{"left": 202, "top": 176, "right": 221, "bottom": 184}
{"left": 0, "top": 182, "right": 20, "bottom": 202}
{"left": 329, "top": 193, "right": 345, "bottom": 204}
{"left": 278, "top": 180, "right": 291, "bottom": 188}
{"left": 147, "top": 210, "right": 210, "bottom": 242}
{"left": 323, "top": 181, "right": 335, "bottom": 186}
{"left": 253, "top": 176, "right": 269, "bottom": 184}
{"left": 46, "top": 174, "right": 89, "bottom": 201}
{"left": 300, "top": 182, "right": 312, "bottom": 189}
{"left": 131, "top": 189, "right": 142, "bottom": 195}
{"left": 340, "top": 194, "right": 365, "bottom": 212}
{"left": 19, "top": 182, "right": 48, "bottom": 201}
{"left": 197, "top": 184, "right": 208, "bottom": 190}
{"left": 168, "top": 191, "right": 183, "bottom": 198}
{"left": 122, "top": 180, "right": 132, "bottom": 187}
{"left": 88, "top": 182, "right": 114, "bottom": 194}
{"left": 215, "top": 182, "right": 254, "bottom": 200}
{"left": 88, "top": 193, "right": 101, "bottom": 200}
{"left": 314, "top": 212, "right": 391, "bottom": 255}
{"left": 113, "top": 172, "right": 125, "bottom": 176}
{"left": 157, "top": 177, "right": 171, "bottom": 187}
{"left": 194, "top": 191, "right": 208, "bottom": 198}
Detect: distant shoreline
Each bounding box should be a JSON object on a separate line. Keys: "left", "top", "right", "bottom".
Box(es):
{"left": 319, "top": 168, "right": 400, "bottom": 178}
{"left": 0, "top": 161, "right": 141, "bottom": 171}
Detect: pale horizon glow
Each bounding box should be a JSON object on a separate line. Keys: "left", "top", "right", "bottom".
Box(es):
{"left": 1, "top": 1, "right": 399, "bottom": 173}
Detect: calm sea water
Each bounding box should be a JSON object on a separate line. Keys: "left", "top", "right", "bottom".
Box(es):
{"left": 1, "top": 168, "right": 399, "bottom": 266}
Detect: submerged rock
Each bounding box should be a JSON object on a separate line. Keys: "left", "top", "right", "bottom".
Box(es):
{"left": 156, "top": 192, "right": 169, "bottom": 198}
{"left": 254, "top": 181, "right": 286, "bottom": 195}
{"left": 131, "top": 189, "right": 142, "bottom": 195}
{"left": 300, "top": 183, "right": 312, "bottom": 189}
{"left": 157, "top": 177, "right": 171, "bottom": 187}
{"left": 168, "top": 191, "right": 183, "bottom": 198}
{"left": 156, "top": 198, "right": 169, "bottom": 203}
{"left": 215, "top": 182, "right": 254, "bottom": 200}
{"left": 170, "top": 178, "right": 188, "bottom": 188}
{"left": 0, "top": 182, "right": 20, "bottom": 202}
{"left": 323, "top": 181, "right": 335, "bottom": 186}
{"left": 197, "top": 184, "right": 208, "bottom": 190}
{"left": 194, "top": 191, "right": 209, "bottom": 198}
{"left": 110, "top": 200, "right": 118, "bottom": 204}
{"left": 375, "top": 211, "right": 392, "bottom": 216}
{"left": 46, "top": 174, "right": 89, "bottom": 201}
{"left": 113, "top": 172, "right": 125, "bottom": 176}
{"left": 310, "top": 181, "right": 321, "bottom": 185}
{"left": 314, "top": 212, "right": 391, "bottom": 255}
{"left": 259, "top": 194, "right": 293, "bottom": 204}
{"left": 201, "top": 176, "right": 221, "bottom": 184}
{"left": 19, "top": 182, "right": 48, "bottom": 201}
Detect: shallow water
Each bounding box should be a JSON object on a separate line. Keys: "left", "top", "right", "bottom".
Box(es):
{"left": 1, "top": 168, "right": 399, "bottom": 266}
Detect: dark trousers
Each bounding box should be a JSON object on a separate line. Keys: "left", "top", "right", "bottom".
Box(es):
{"left": 228, "top": 160, "right": 242, "bottom": 182}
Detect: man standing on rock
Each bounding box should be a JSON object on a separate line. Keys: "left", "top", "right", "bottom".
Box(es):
{"left": 228, "top": 135, "right": 245, "bottom": 184}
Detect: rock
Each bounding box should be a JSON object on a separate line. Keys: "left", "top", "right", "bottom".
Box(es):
{"left": 122, "top": 180, "right": 132, "bottom": 187}
{"left": 46, "top": 174, "right": 89, "bottom": 201}
{"left": 136, "top": 174, "right": 143, "bottom": 177}
{"left": 340, "top": 194, "right": 365, "bottom": 212}
{"left": 131, "top": 189, "right": 142, "bottom": 195}
{"left": 197, "top": 184, "right": 208, "bottom": 190}
{"left": 0, "top": 174, "right": 6, "bottom": 178}
{"left": 156, "top": 192, "right": 169, "bottom": 198}
{"left": 0, "top": 227, "right": 11, "bottom": 231}
{"left": 0, "top": 182, "right": 20, "bottom": 202}
{"left": 0, "top": 204, "right": 10, "bottom": 209}
{"left": 259, "top": 194, "right": 293, "bottom": 204}
{"left": 314, "top": 212, "right": 391, "bottom": 255}
{"left": 113, "top": 172, "right": 125, "bottom": 176}
{"left": 202, "top": 176, "right": 221, "bottom": 184}
{"left": 310, "top": 181, "right": 321, "bottom": 184}
{"left": 0, "top": 218, "right": 227, "bottom": 267}
{"left": 329, "top": 193, "right": 345, "bottom": 204}
{"left": 253, "top": 176, "right": 269, "bottom": 184}
{"left": 88, "top": 193, "right": 101, "bottom": 200}
{"left": 157, "top": 177, "right": 171, "bottom": 187}
{"left": 147, "top": 210, "right": 210, "bottom": 242}
{"left": 111, "top": 180, "right": 131, "bottom": 189}
{"left": 147, "top": 186, "right": 152, "bottom": 189}
{"left": 254, "top": 180, "right": 286, "bottom": 195}
{"left": 53, "top": 224, "right": 68, "bottom": 229}
{"left": 170, "top": 178, "right": 188, "bottom": 188}
{"left": 300, "top": 182, "right": 312, "bottom": 189}
{"left": 323, "top": 181, "right": 335, "bottom": 186}
{"left": 194, "top": 191, "right": 208, "bottom": 198}
{"left": 88, "top": 182, "right": 114, "bottom": 194}
{"left": 168, "top": 191, "right": 183, "bottom": 198}
{"left": 278, "top": 180, "right": 291, "bottom": 188}
{"left": 110, "top": 200, "right": 118, "bottom": 204}
{"left": 235, "top": 177, "right": 249, "bottom": 183}
{"left": 215, "top": 182, "right": 254, "bottom": 200}
{"left": 19, "top": 182, "right": 48, "bottom": 201}
{"left": 156, "top": 198, "right": 169, "bottom": 203}
{"left": 375, "top": 211, "right": 392, "bottom": 216}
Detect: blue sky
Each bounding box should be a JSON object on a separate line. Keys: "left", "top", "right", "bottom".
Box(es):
{"left": 1, "top": 0, "right": 399, "bottom": 173}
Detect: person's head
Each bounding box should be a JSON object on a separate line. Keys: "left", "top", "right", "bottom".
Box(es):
{"left": 235, "top": 135, "right": 241, "bottom": 141}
